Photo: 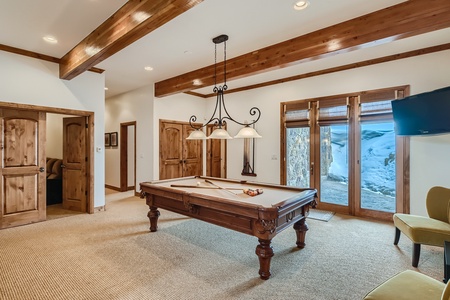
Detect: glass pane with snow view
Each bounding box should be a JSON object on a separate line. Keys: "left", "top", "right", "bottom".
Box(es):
{"left": 286, "top": 127, "right": 310, "bottom": 187}
{"left": 360, "top": 122, "right": 396, "bottom": 212}
{"left": 320, "top": 125, "right": 349, "bottom": 206}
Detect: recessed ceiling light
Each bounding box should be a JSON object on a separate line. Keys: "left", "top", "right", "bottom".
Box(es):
{"left": 193, "top": 79, "right": 202, "bottom": 86}
{"left": 144, "top": 66, "right": 154, "bottom": 71}
{"left": 294, "top": 1, "right": 309, "bottom": 10}
{"left": 43, "top": 35, "right": 58, "bottom": 44}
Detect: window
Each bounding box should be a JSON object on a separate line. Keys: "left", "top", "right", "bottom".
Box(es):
{"left": 281, "top": 86, "right": 410, "bottom": 220}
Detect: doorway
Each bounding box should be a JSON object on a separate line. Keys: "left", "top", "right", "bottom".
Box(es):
{"left": 159, "top": 119, "right": 203, "bottom": 180}
{"left": 120, "top": 121, "right": 136, "bottom": 192}
{"left": 0, "top": 102, "right": 94, "bottom": 229}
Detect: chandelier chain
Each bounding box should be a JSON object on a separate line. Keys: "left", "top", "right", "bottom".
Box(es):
{"left": 214, "top": 43, "right": 217, "bottom": 89}
{"left": 224, "top": 40, "right": 227, "bottom": 86}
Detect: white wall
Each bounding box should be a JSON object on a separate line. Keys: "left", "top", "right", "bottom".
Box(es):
{"left": 0, "top": 51, "right": 106, "bottom": 208}
{"left": 105, "top": 85, "right": 153, "bottom": 191}
{"left": 410, "top": 134, "right": 450, "bottom": 215}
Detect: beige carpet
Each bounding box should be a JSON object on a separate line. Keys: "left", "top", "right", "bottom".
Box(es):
{"left": 0, "top": 192, "right": 444, "bottom": 300}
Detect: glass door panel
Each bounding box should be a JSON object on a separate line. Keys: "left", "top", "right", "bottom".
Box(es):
{"left": 360, "top": 122, "right": 396, "bottom": 212}
{"left": 286, "top": 127, "right": 310, "bottom": 187}
{"left": 320, "top": 125, "right": 349, "bottom": 206}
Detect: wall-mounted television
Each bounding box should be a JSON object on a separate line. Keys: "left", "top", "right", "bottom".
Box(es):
{"left": 391, "top": 86, "right": 450, "bottom": 136}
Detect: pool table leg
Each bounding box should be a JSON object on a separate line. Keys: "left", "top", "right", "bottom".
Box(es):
{"left": 255, "top": 239, "right": 274, "bottom": 280}
{"left": 148, "top": 206, "right": 160, "bottom": 232}
{"left": 294, "top": 218, "right": 309, "bottom": 248}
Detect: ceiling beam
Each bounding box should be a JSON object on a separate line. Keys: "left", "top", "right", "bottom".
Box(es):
{"left": 59, "top": 0, "right": 204, "bottom": 80}
{"left": 199, "top": 43, "right": 450, "bottom": 98}
{"left": 155, "top": 0, "right": 450, "bottom": 98}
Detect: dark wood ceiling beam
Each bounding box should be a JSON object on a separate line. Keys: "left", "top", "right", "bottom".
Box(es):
{"left": 155, "top": 0, "right": 450, "bottom": 98}
{"left": 59, "top": 0, "right": 203, "bottom": 80}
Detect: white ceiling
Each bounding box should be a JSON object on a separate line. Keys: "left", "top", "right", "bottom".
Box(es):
{"left": 1, "top": 0, "right": 449, "bottom": 98}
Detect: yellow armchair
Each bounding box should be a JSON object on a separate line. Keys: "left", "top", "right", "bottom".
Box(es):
{"left": 363, "top": 270, "right": 449, "bottom": 300}
{"left": 393, "top": 186, "right": 450, "bottom": 267}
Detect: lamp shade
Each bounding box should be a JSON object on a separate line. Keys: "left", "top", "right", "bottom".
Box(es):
{"left": 186, "top": 129, "right": 208, "bottom": 140}
{"left": 234, "top": 126, "right": 262, "bottom": 138}
{"left": 209, "top": 128, "right": 232, "bottom": 139}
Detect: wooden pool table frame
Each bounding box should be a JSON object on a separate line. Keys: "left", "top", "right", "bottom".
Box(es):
{"left": 140, "top": 176, "right": 317, "bottom": 280}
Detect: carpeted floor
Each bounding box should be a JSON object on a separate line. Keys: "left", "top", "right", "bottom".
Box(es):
{"left": 0, "top": 192, "right": 444, "bottom": 300}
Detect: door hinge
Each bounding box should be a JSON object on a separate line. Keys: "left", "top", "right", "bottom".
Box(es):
{"left": 85, "top": 157, "right": 88, "bottom": 162}
{"left": 85, "top": 123, "right": 88, "bottom": 129}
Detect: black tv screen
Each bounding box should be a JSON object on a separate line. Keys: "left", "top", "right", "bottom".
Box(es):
{"left": 391, "top": 86, "right": 450, "bottom": 136}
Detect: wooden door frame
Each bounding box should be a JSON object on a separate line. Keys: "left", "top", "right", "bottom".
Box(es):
{"left": 120, "top": 121, "right": 136, "bottom": 192}
{"left": 0, "top": 101, "right": 95, "bottom": 214}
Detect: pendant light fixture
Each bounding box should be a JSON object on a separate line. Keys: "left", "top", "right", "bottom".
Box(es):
{"left": 186, "top": 34, "right": 262, "bottom": 140}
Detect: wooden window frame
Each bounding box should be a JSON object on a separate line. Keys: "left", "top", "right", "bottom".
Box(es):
{"left": 280, "top": 85, "right": 410, "bottom": 220}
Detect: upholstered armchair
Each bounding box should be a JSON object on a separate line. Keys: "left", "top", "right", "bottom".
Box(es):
{"left": 393, "top": 186, "right": 450, "bottom": 267}
{"left": 363, "top": 270, "right": 449, "bottom": 300}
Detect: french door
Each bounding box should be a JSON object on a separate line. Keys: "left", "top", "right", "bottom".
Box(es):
{"left": 282, "top": 86, "right": 410, "bottom": 220}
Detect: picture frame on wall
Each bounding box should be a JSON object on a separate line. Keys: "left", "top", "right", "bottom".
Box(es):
{"left": 110, "top": 132, "right": 118, "bottom": 147}
{"left": 105, "top": 133, "right": 111, "bottom": 147}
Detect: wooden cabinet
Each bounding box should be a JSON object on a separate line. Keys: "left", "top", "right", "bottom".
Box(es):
{"left": 159, "top": 120, "right": 203, "bottom": 180}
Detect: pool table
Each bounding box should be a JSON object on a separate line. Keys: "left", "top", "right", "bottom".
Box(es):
{"left": 140, "top": 176, "right": 317, "bottom": 280}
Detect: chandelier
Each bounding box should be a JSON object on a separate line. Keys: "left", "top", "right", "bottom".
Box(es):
{"left": 186, "top": 34, "right": 262, "bottom": 140}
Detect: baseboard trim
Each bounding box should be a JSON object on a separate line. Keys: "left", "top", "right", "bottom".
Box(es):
{"left": 94, "top": 205, "right": 106, "bottom": 212}
{"left": 105, "top": 184, "right": 120, "bottom": 191}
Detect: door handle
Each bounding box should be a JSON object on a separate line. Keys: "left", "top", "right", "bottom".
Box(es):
{"left": 39, "top": 167, "right": 45, "bottom": 172}
{"left": 61, "top": 164, "right": 66, "bottom": 168}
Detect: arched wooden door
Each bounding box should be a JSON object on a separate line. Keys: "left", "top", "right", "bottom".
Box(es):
{"left": 0, "top": 109, "right": 46, "bottom": 229}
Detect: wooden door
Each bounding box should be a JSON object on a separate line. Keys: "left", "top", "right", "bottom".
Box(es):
{"left": 159, "top": 120, "right": 203, "bottom": 180}
{"left": 206, "top": 125, "right": 226, "bottom": 178}
{"left": 0, "top": 109, "right": 46, "bottom": 229}
{"left": 160, "top": 121, "right": 183, "bottom": 180}
{"left": 62, "top": 117, "right": 87, "bottom": 212}
{"left": 183, "top": 125, "right": 202, "bottom": 177}
{"left": 120, "top": 121, "right": 136, "bottom": 192}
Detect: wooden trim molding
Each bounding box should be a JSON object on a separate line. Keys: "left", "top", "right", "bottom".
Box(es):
{"left": 105, "top": 184, "right": 121, "bottom": 192}
{"left": 0, "top": 101, "right": 95, "bottom": 116}
{"left": 0, "top": 44, "right": 104, "bottom": 74}
{"left": 155, "top": 0, "right": 450, "bottom": 97}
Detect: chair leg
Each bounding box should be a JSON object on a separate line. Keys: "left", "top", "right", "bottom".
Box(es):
{"left": 394, "top": 227, "right": 400, "bottom": 245}
{"left": 412, "top": 243, "right": 421, "bottom": 268}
